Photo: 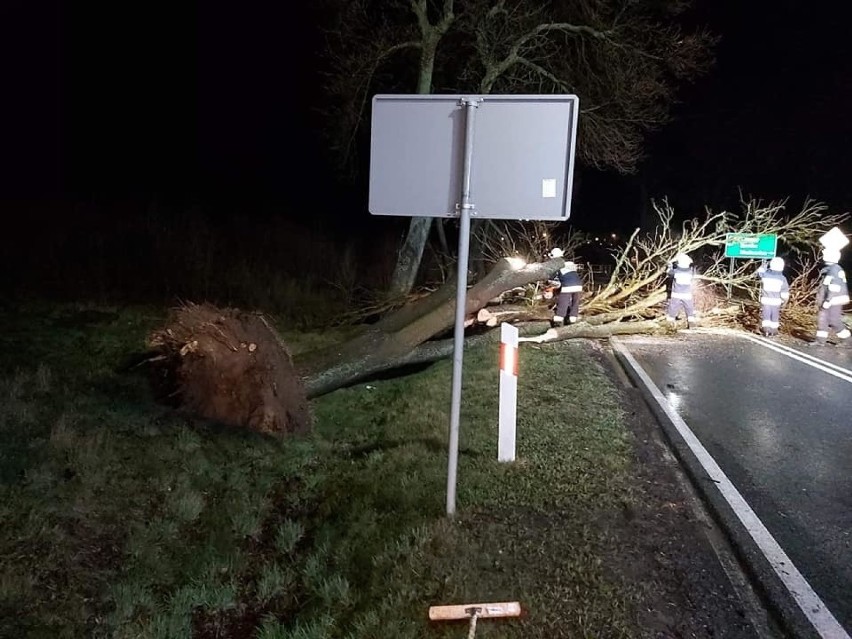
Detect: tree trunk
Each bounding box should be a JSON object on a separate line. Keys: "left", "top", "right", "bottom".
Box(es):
{"left": 301, "top": 257, "right": 559, "bottom": 396}
{"left": 517, "top": 319, "right": 663, "bottom": 344}
{"left": 388, "top": 217, "right": 433, "bottom": 298}
{"left": 387, "top": 26, "right": 443, "bottom": 298}
{"left": 475, "top": 305, "right": 553, "bottom": 327}
{"left": 299, "top": 256, "right": 667, "bottom": 398}
{"left": 468, "top": 218, "right": 489, "bottom": 281}
{"left": 302, "top": 316, "right": 665, "bottom": 398}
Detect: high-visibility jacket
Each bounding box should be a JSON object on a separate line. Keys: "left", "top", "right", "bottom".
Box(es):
{"left": 817, "top": 263, "right": 850, "bottom": 308}
{"left": 757, "top": 267, "right": 790, "bottom": 306}
{"left": 667, "top": 265, "right": 694, "bottom": 300}
{"left": 554, "top": 268, "right": 582, "bottom": 293}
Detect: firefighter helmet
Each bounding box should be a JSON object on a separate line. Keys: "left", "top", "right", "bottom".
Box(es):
{"left": 823, "top": 248, "right": 841, "bottom": 264}
{"left": 675, "top": 253, "right": 692, "bottom": 268}
{"left": 549, "top": 247, "right": 564, "bottom": 259}
{"left": 769, "top": 257, "right": 784, "bottom": 271}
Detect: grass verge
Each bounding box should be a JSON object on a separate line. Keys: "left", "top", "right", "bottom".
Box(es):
{"left": 0, "top": 303, "right": 692, "bottom": 638}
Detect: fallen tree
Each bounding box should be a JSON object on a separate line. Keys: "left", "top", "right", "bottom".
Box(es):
{"left": 298, "top": 196, "right": 847, "bottom": 397}
{"left": 147, "top": 197, "right": 849, "bottom": 429}
{"left": 298, "top": 256, "right": 565, "bottom": 397}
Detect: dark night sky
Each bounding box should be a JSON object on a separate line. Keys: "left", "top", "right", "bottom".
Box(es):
{"left": 645, "top": 0, "right": 852, "bottom": 216}
{"left": 3, "top": 0, "right": 852, "bottom": 235}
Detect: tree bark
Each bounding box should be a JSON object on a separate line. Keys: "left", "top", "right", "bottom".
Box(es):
{"left": 301, "top": 258, "right": 558, "bottom": 394}
{"left": 386, "top": 3, "right": 455, "bottom": 298}
{"left": 299, "top": 256, "right": 669, "bottom": 398}
{"left": 475, "top": 305, "right": 553, "bottom": 326}
{"left": 517, "top": 319, "right": 663, "bottom": 344}
{"left": 468, "top": 218, "right": 489, "bottom": 281}
{"left": 302, "top": 316, "right": 664, "bottom": 398}
{"left": 388, "top": 217, "right": 433, "bottom": 298}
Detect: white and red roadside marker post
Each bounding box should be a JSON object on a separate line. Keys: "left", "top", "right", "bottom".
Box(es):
{"left": 498, "top": 322, "right": 519, "bottom": 462}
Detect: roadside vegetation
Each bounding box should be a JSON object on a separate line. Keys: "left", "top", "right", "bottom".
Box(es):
{"left": 0, "top": 303, "right": 750, "bottom": 638}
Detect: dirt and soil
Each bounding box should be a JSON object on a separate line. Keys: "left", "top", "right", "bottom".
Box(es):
{"left": 147, "top": 302, "right": 311, "bottom": 435}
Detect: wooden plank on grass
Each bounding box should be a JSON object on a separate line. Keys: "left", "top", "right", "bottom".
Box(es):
{"left": 428, "top": 601, "right": 521, "bottom": 621}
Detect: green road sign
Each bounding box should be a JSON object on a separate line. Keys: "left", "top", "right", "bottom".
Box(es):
{"left": 724, "top": 233, "right": 778, "bottom": 259}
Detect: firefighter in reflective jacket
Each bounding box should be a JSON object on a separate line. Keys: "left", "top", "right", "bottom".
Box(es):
{"left": 756, "top": 257, "right": 789, "bottom": 336}
{"left": 814, "top": 248, "right": 851, "bottom": 345}
{"left": 548, "top": 248, "right": 582, "bottom": 327}
{"left": 666, "top": 253, "right": 696, "bottom": 328}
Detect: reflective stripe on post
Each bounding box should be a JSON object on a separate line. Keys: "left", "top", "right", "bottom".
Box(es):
{"left": 498, "top": 323, "right": 519, "bottom": 462}
{"left": 499, "top": 342, "right": 519, "bottom": 376}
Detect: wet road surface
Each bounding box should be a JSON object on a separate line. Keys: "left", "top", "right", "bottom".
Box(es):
{"left": 618, "top": 331, "right": 852, "bottom": 635}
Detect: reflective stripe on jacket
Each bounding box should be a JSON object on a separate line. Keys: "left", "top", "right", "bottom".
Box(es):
{"left": 668, "top": 265, "right": 694, "bottom": 300}
{"left": 817, "top": 264, "right": 850, "bottom": 307}
{"left": 757, "top": 268, "right": 789, "bottom": 307}
{"left": 556, "top": 268, "right": 582, "bottom": 293}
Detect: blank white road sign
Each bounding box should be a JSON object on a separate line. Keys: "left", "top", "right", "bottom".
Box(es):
{"left": 369, "top": 94, "right": 579, "bottom": 220}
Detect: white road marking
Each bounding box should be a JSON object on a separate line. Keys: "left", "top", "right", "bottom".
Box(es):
{"left": 741, "top": 334, "right": 852, "bottom": 382}
{"left": 612, "top": 339, "right": 850, "bottom": 639}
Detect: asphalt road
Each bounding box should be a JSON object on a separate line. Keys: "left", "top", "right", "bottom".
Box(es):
{"left": 617, "top": 331, "right": 852, "bottom": 637}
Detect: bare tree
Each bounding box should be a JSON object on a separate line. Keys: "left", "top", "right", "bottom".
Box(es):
{"left": 321, "top": 0, "right": 456, "bottom": 298}
{"left": 458, "top": 0, "right": 715, "bottom": 172}
{"left": 319, "top": 0, "right": 717, "bottom": 297}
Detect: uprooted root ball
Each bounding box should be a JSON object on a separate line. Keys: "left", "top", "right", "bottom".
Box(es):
{"left": 147, "top": 303, "right": 311, "bottom": 436}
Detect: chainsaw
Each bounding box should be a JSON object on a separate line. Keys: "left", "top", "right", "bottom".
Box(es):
{"left": 535, "top": 281, "right": 561, "bottom": 301}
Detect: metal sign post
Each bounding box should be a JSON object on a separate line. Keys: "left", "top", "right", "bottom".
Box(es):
{"left": 727, "top": 258, "right": 735, "bottom": 301}
{"left": 446, "top": 98, "right": 479, "bottom": 516}
{"left": 368, "top": 94, "right": 579, "bottom": 517}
